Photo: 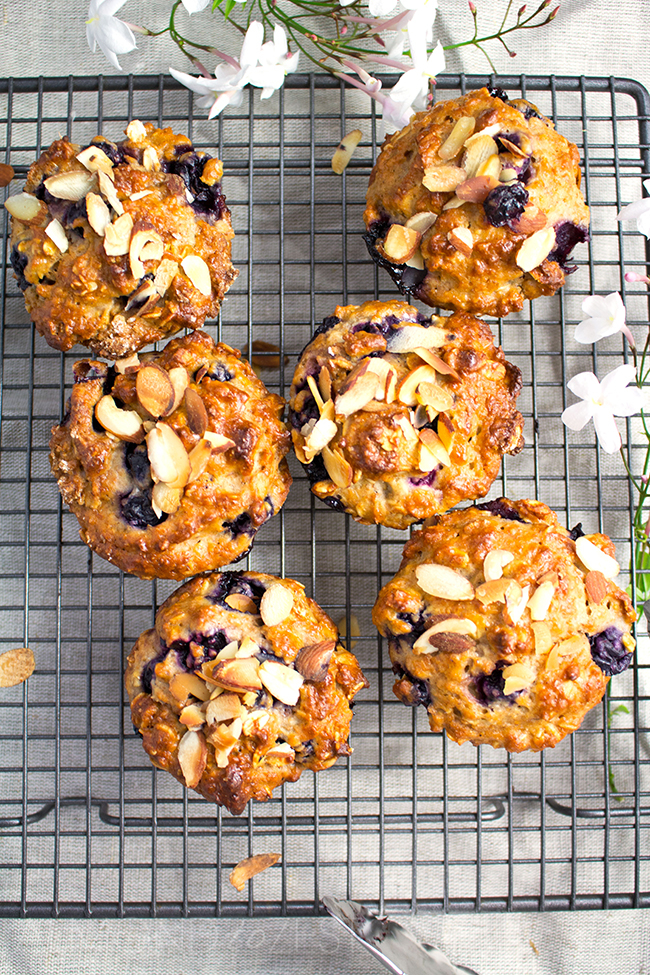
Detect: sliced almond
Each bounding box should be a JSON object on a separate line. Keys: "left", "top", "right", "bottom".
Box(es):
{"left": 136, "top": 363, "right": 176, "bottom": 418}
{"left": 438, "top": 116, "right": 476, "bottom": 160}
{"left": 476, "top": 153, "right": 502, "bottom": 180}
{"left": 499, "top": 135, "right": 529, "bottom": 158}
{"left": 229, "top": 853, "right": 281, "bottom": 892}
{"left": 437, "top": 413, "right": 454, "bottom": 451}
{"left": 210, "top": 656, "right": 262, "bottom": 692}
{"left": 43, "top": 169, "right": 94, "bottom": 201}
{"left": 103, "top": 212, "right": 133, "bottom": 256}
{"left": 205, "top": 692, "right": 244, "bottom": 724}
{"left": 177, "top": 729, "right": 207, "bottom": 788}
{"left": 418, "top": 442, "right": 438, "bottom": 473}
{"left": 455, "top": 176, "right": 499, "bottom": 203}
{"left": 85, "top": 192, "right": 112, "bottom": 236}
{"left": 506, "top": 582, "right": 530, "bottom": 624}
{"left": 130, "top": 190, "right": 153, "bottom": 201}
{"left": 4, "top": 192, "right": 42, "bottom": 221}
{"left": 169, "top": 672, "right": 210, "bottom": 704}
{"left": 555, "top": 634, "right": 590, "bottom": 657}
{"left": 418, "top": 427, "right": 451, "bottom": 467}
{"left": 236, "top": 637, "right": 261, "bottom": 658}
{"left": 306, "top": 375, "right": 325, "bottom": 412}
{"left": 448, "top": 226, "right": 474, "bottom": 255}
{"left": 259, "top": 660, "right": 304, "bottom": 706}
{"left": 95, "top": 394, "right": 143, "bottom": 442}
{"left": 422, "top": 164, "right": 466, "bottom": 193}
{"left": 442, "top": 195, "right": 466, "bottom": 211}
{"left": 186, "top": 438, "right": 212, "bottom": 483}
{"left": 415, "top": 563, "right": 474, "bottom": 600}
{"left": 321, "top": 445, "right": 354, "bottom": 488}
{"left": 44, "top": 219, "right": 68, "bottom": 253}
{"left": 225, "top": 593, "right": 259, "bottom": 614}
{"left": 318, "top": 365, "right": 332, "bottom": 403}
{"left": 499, "top": 167, "right": 518, "bottom": 182}
{"left": 483, "top": 549, "right": 514, "bottom": 582}
{"left": 334, "top": 371, "right": 379, "bottom": 417}
{"left": 181, "top": 254, "right": 212, "bottom": 296}
{"left": 115, "top": 353, "right": 140, "bottom": 375}
{"left": 204, "top": 431, "right": 236, "bottom": 452}
{"left": 98, "top": 169, "right": 124, "bottom": 215}
{"left": 515, "top": 226, "right": 556, "bottom": 272}
{"left": 76, "top": 145, "right": 114, "bottom": 175}
{"left": 242, "top": 709, "right": 270, "bottom": 734}
{"left": 331, "top": 128, "right": 362, "bottom": 174}
{"left": 416, "top": 381, "right": 454, "bottom": 412}
{"left": 295, "top": 640, "right": 335, "bottom": 682}
{"left": 412, "top": 348, "right": 460, "bottom": 380}
{"left": 126, "top": 119, "right": 148, "bottom": 142}
{"left": 575, "top": 536, "right": 620, "bottom": 579}
{"left": 124, "top": 279, "right": 158, "bottom": 316}
{"left": 130, "top": 229, "right": 164, "bottom": 280}
{"left": 397, "top": 364, "right": 439, "bottom": 407}
{"left": 502, "top": 662, "right": 535, "bottom": 695}
{"left": 304, "top": 416, "right": 338, "bottom": 460}
{"left": 395, "top": 414, "right": 419, "bottom": 442}
{"left": 0, "top": 647, "right": 35, "bottom": 687}
{"left": 527, "top": 580, "right": 555, "bottom": 621}
{"left": 146, "top": 422, "right": 190, "bottom": 489}
{"left": 585, "top": 570, "right": 608, "bottom": 603}
{"left": 151, "top": 481, "right": 182, "bottom": 517}
{"left": 142, "top": 146, "right": 160, "bottom": 172}
{"left": 179, "top": 704, "right": 206, "bottom": 730}
{"left": 405, "top": 211, "right": 437, "bottom": 234}
{"left": 386, "top": 324, "right": 449, "bottom": 353}
{"left": 532, "top": 621, "right": 553, "bottom": 654}
{"left": 168, "top": 366, "right": 189, "bottom": 412}
{"left": 475, "top": 578, "right": 511, "bottom": 605}
{"left": 153, "top": 258, "right": 179, "bottom": 296}
{"left": 183, "top": 387, "right": 208, "bottom": 436}
{"left": 260, "top": 584, "right": 294, "bottom": 627}
{"left": 463, "top": 134, "right": 499, "bottom": 177}
{"left": 382, "top": 224, "right": 421, "bottom": 263}
{"left": 413, "top": 618, "right": 477, "bottom": 652}
{"left": 265, "top": 742, "right": 295, "bottom": 761}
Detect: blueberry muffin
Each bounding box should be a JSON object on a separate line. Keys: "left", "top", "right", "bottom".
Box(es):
{"left": 288, "top": 301, "right": 524, "bottom": 529}
{"left": 49, "top": 330, "right": 291, "bottom": 579}
{"left": 126, "top": 571, "right": 368, "bottom": 815}
{"left": 363, "top": 87, "right": 590, "bottom": 317}
{"left": 7, "top": 120, "right": 236, "bottom": 357}
{"left": 373, "top": 499, "right": 636, "bottom": 752}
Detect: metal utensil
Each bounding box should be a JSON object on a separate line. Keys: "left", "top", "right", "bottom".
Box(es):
{"left": 322, "top": 896, "right": 481, "bottom": 975}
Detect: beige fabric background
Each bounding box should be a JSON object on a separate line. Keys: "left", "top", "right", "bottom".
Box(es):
{"left": 1, "top": 1, "right": 650, "bottom": 973}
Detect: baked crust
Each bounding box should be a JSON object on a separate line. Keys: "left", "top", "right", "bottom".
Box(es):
{"left": 363, "top": 88, "right": 589, "bottom": 317}
{"left": 10, "top": 122, "right": 237, "bottom": 356}
{"left": 373, "top": 499, "right": 636, "bottom": 752}
{"left": 49, "top": 330, "right": 291, "bottom": 579}
{"left": 125, "top": 571, "right": 368, "bottom": 815}
{"left": 288, "top": 300, "right": 524, "bottom": 529}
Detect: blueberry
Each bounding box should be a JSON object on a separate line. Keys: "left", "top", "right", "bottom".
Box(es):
{"left": 73, "top": 362, "right": 107, "bottom": 384}
{"left": 165, "top": 151, "right": 227, "bottom": 224}
{"left": 208, "top": 571, "right": 266, "bottom": 607}
{"left": 410, "top": 469, "right": 437, "bottom": 487}
{"left": 120, "top": 490, "right": 163, "bottom": 529}
{"left": 290, "top": 389, "right": 320, "bottom": 430}
{"left": 313, "top": 315, "right": 340, "bottom": 338}
{"left": 140, "top": 645, "right": 168, "bottom": 695}
{"left": 89, "top": 139, "right": 123, "bottom": 166}
{"left": 61, "top": 197, "right": 88, "bottom": 230}
{"left": 483, "top": 182, "right": 529, "bottom": 227}
{"left": 10, "top": 245, "right": 29, "bottom": 292}
{"left": 568, "top": 523, "right": 585, "bottom": 541}
{"left": 474, "top": 663, "right": 507, "bottom": 704}
{"left": 474, "top": 499, "right": 525, "bottom": 523}
{"left": 125, "top": 443, "right": 151, "bottom": 488}
{"left": 487, "top": 86, "right": 509, "bottom": 102}
{"left": 223, "top": 511, "right": 254, "bottom": 537}
{"left": 588, "top": 627, "right": 631, "bottom": 676}
{"left": 208, "top": 363, "right": 234, "bottom": 383}
{"left": 167, "top": 630, "right": 229, "bottom": 670}
{"left": 547, "top": 221, "right": 589, "bottom": 272}
{"left": 392, "top": 663, "right": 431, "bottom": 706}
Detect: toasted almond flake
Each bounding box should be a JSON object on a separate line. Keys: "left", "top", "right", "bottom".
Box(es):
{"left": 212, "top": 641, "right": 240, "bottom": 664}
{"left": 384, "top": 367, "right": 397, "bottom": 403}
{"left": 422, "top": 164, "right": 466, "bottom": 192}
{"left": 527, "top": 580, "right": 555, "bottom": 621}
{"left": 44, "top": 169, "right": 94, "bottom": 201}
{"left": 463, "top": 134, "right": 499, "bottom": 178}
{"left": 169, "top": 672, "right": 211, "bottom": 704}
{"left": 585, "top": 570, "right": 608, "bottom": 603}
{"left": 4, "top": 192, "right": 42, "bottom": 221}
{"left": 181, "top": 254, "right": 212, "bottom": 296}
{"left": 416, "top": 381, "right": 454, "bottom": 412}
{"left": 575, "top": 536, "right": 620, "bottom": 579}
{"left": 303, "top": 416, "right": 338, "bottom": 460}
{"left": 229, "top": 852, "right": 280, "bottom": 891}
{"left": 45, "top": 218, "right": 68, "bottom": 253}
{"left": 415, "top": 562, "right": 474, "bottom": 600}
{"left": 500, "top": 167, "right": 518, "bottom": 182}
{"left": 225, "top": 593, "right": 259, "bottom": 614}
{"left": 331, "top": 128, "right": 362, "bottom": 174}
{"left": 130, "top": 189, "right": 153, "bottom": 201}
{"left": 386, "top": 324, "right": 449, "bottom": 353}
{"left": 98, "top": 169, "right": 124, "bottom": 215}
{"left": 0, "top": 647, "right": 35, "bottom": 687}
{"left": 130, "top": 229, "right": 164, "bottom": 280}
{"left": 397, "top": 364, "right": 439, "bottom": 406}
{"left": 136, "top": 363, "right": 176, "bottom": 418}
{"left": 204, "top": 430, "right": 236, "bottom": 452}
{"left": 0, "top": 162, "right": 15, "bottom": 187}
{"left": 179, "top": 704, "right": 206, "bottom": 730}
{"left": 516, "top": 226, "right": 556, "bottom": 272}
{"left": 437, "top": 413, "right": 454, "bottom": 451}
{"left": 115, "top": 353, "right": 140, "bottom": 374}
{"left": 265, "top": 742, "right": 296, "bottom": 762}
{"left": 103, "top": 212, "right": 133, "bottom": 256}
{"left": 153, "top": 258, "right": 179, "bottom": 296}
{"left": 405, "top": 248, "right": 425, "bottom": 270}
{"left": 405, "top": 211, "right": 437, "bottom": 234}
{"left": 210, "top": 656, "right": 262, "bottom": 691}
{"left": 555, "top": 634, "right": 590, "bottom": 657}
{"left": 295, "top": 640, "right": 335, "bottom": 682}
{"left": 205, "top": 692, "right": 244, "bottom": 725}
{"left": 545, "top": 645, "right": 560, "bottom": 672}
{"left": 168, "top": 366, "right": 189, "bottom": 412}
{"left": 483, "top": 549, "right": 514, "bottom": 582}
{"left": 502, "top": 662, "right": 535, "bottom": 695}
{"left": 142, "top": 146, "right": 160, "bottom": 171}
{"left": 95, "top": 394, "right": 143, "bottom": 442}
{"left": 475, "top": 578, "right": 511, "bottom": 605}
{"left": 418, "top": 427, "right": 451, "bottom": 467}
{"left": 418, "top": 442, "right": 438, "bottom": 472}
{"left": 438, "top": 115, "right": 476, "bottom": 160}
{"left": 442, "top": 195, "right": 465, "bottom": 210}
{"left": 334, "top": 371, "right": 380, "bottom": 417}
{"left": 124, "top": 279, "right": 159, "bottom": 316}
{"left": 146, "top": 421, "right": 190, "bottom": 489}
{"left": 448, "top": 226, "right": 474, "bottom": 255}
{"left": 151, "top": 481, "right": 182, "bottom": 516}
{"left": 499, "top": 135, "right": 529, "bottom": 158}
{"left": 178, "top": 729, "right": 207, "bottom": 788}
{"left": 259, "top": 660, "right": 304, "bottom": 705}
{"left": 85, "top": 192, "right": 111, "bottom": 236}
{"left": 306, "top": 374, "right": 325, "bottom": 412}
{"left": 412, "top": 348, "right": 460, "bottom": 380}
{"left": 322, "top": 445, "right": 354, "bottom": 488}
{"left": 242, "top": 708, "right": 270, "bottom": 734}
{"left": 506, "top": 582, "right": 530, "bottom": 623}
{"left": 236, "top": 637, "right": 261, "bottom": 658}
{"left": 318, "top": 365, "right": 332, "bottom": 403}
{"left": 382, "top": 224, "right": 421, "bottom": 263}
{"left": 126, "top": 119, "right": 148, "bottom": 142}
{"left": 396, "top": 414, "right": 419, "bottom": 442}
{"left": 76, "top": 145, "right": 114, "bottom": 175}
{"left": 260, "top": 584, "right": 294, "bottom": 627}
{"left": 533, "top": 621, "right": 553, "bottom": 654}
{"left": 509, "top": 205, "right": 547, "bottom": 235}
{"left": 213, "top": 742, "right": 236, "bottom": 768}
{"left": 338, "top": 614, "right": 360, "bottom": 648}
{"left": 184, "top": 387, "right": 208, "bottom": 436}
{"left": 455, "top": 175, "right": 499, "bottom": 203}
{"left": 476, "top": 153, "right": 502, "bottom": 180}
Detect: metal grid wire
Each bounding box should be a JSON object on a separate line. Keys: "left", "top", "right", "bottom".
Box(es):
{"left": 0, "top": 72, "right": 649, "bottom": 918}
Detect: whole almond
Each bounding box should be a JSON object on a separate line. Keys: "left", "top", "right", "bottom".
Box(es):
{"left": 0, "top": 647, "right": 35, "bottom": 687}
{"left": 455, "top": 176, "right": 498, "bottom": 203}
{"left": 229, "top": 853, "right": 281, "bottom": 892}
{"left": 136, "top": 363, "right": 176, "bottom": 418}
{"left": 427, "top": 631, "right": 475, "bottom": 654}
{"left": 585, "top": 570, "right": 608, "bottom": 603}
{"left": 295, "top": 640, "right": 336, "bottom": 681}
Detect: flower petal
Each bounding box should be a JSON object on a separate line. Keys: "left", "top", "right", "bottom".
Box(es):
{"left": 617, "top": 198, "right": 650, "bottom": 223}
{"left": 170, "top": 67, "right": 217, "bottom": 96}
{"left": 599, "top": 363, "right": 637, "bottom": 399}
{"left": 561, "top": 400, "right": 594, "bottom": 431}
{"left": 592, "top": 406, "right": 622, "bottom": 453}
{"left": 240, "top": 21, "right": 264, "bottom": 67}
{"left": 609, "top": 386, "right": 646, "bottom": 417}
{"left": 567, "top": 370, "right": 601, "bottom": 402}
{"left": 181, "top": 0, "right": 211, "bottom": 11}
{"left": 574, "top": 316, "right": 618, "bottom": 344}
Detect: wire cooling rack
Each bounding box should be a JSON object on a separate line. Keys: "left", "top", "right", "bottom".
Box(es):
{"left": 0, "top": 72, "right": 649, "bottom": 919}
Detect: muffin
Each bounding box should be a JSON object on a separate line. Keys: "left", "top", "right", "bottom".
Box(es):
{"left": 7, "top": 120, "right": 236, "bottom": 357}
{"left": 288, "top": 300, "right": 524, "bottom": 529}
{"left": 373, "top": 499, "right": 635, "bottom": 752}
{"left": 49, "top": 330, "right": 291, "bottom": 579}
{"left": 126, "top": 571, "right": 368, "bottom": 815}
{"left": 363, "top": 87, "right": 590, "bottom": 317}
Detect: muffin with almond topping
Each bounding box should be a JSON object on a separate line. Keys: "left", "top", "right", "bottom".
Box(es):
{"left": 7, "top": 120, "right": 237, "bottom": 357}
{"left": 125, "top": 570, "right": 368, "bottom": 815}
{"left": 363, "top": 86, "right": 589, "bottom": 317}
{"left": 49, "top": 331, "right": 291, "bottom": 579}
{"left": 373, "top": 499, "right": 636, "bottom": 752}
{"left": 288, "top": 300, "right": 524, "bottom": 529}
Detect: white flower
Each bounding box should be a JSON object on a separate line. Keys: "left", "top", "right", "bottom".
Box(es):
{"left": 382, "top": 40, "right": 445, "bottom": 131}
{"left": 574, "top": 292, "right": 635, "bottom": 347}
{"left": 86, "top": 0, "right": 137, "bottom": 71}
{"left": 561, "top": 364, "right": 645, "bottom": 453}
{"left": 180, "top": 0, "right": 211, "bottom": 12}
{"left": 248, "top": 25, "right": 299, "bottom": 98}
{"left": 368, "top": 0, "right": 398, "bottom": 14}
{"left": 617, "top": 178, "right": 650, "bottom": 237}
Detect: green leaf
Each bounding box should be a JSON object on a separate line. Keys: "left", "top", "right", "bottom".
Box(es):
{"left": 223, "top": 0, "right": 236, "bottom": 15}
